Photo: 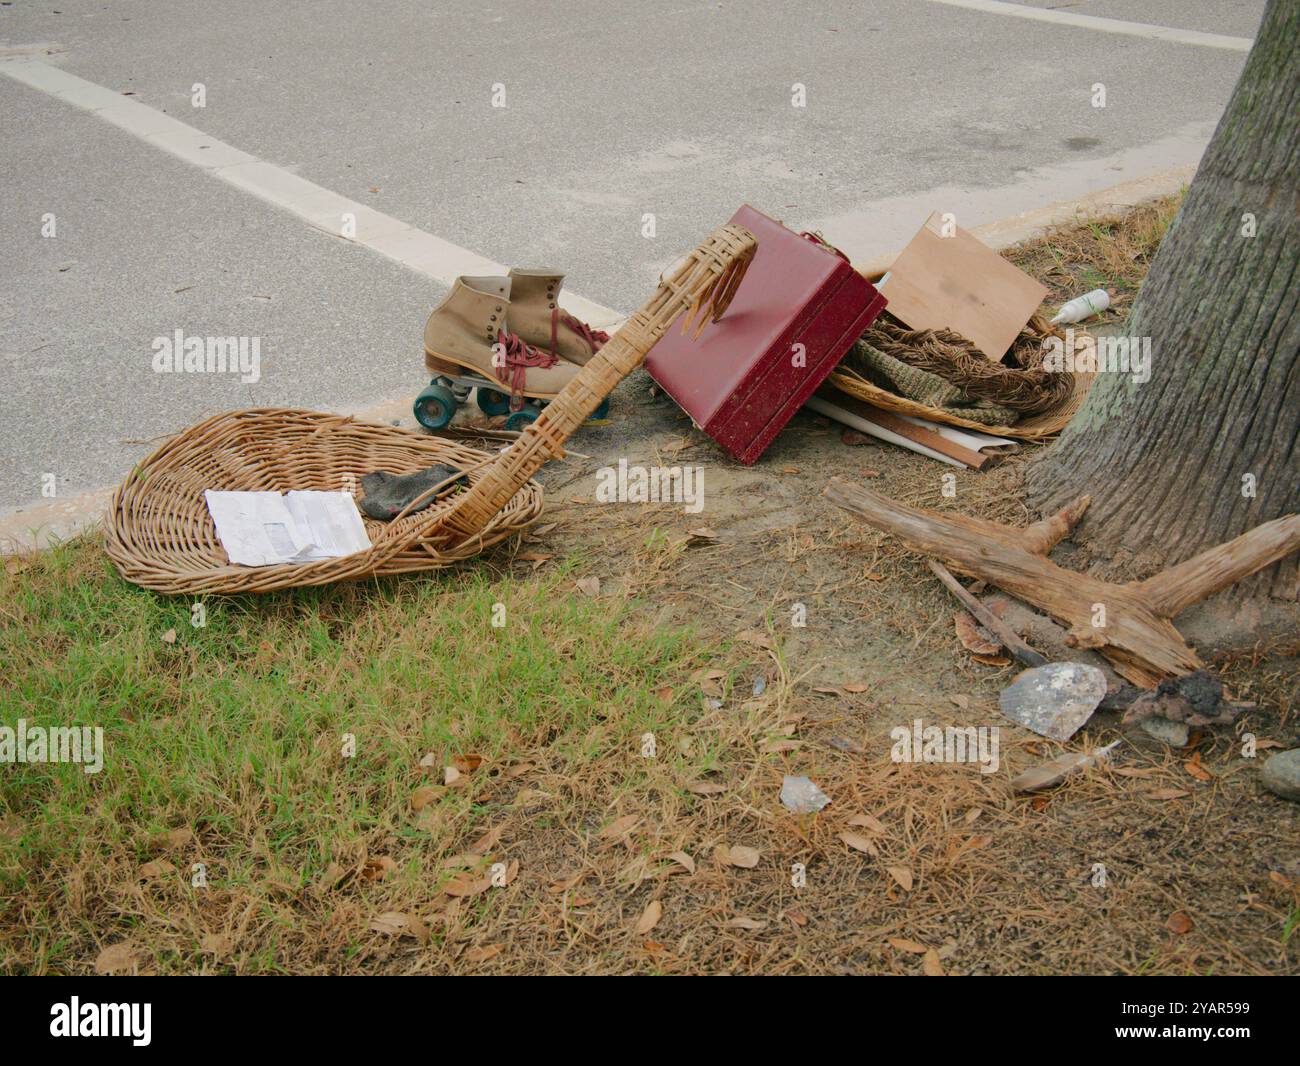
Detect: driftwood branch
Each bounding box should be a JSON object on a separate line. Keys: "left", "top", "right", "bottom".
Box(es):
{"left": 926, "top": 560, "right": 1048, "bottom": 669}
{"left": 826, "top": 478, "right": 1300, "bottom": 687}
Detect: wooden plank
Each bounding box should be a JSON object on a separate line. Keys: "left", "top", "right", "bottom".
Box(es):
{"left": 814, "top": 386, "right": 988, "bottom": 468}
{"left": 882, "top": 212, "right": 1048, "bottom": 359}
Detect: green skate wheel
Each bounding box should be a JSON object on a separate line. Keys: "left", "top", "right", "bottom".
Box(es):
{"left": 504, "top": 408, "right": 539, "bottom": 432}
{"left": 413, "top": 382, "right": 457, "bottom": 431}
{"left": 476, "top": 388, "right": 512, "bottom": 417}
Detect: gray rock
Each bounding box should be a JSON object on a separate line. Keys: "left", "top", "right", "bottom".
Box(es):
{"left": 1261, "top": 749, "right": 1300, "bottom": 802}
{"left": 999, "top": 662, "right": 1108, "bottom": 741}
{"left": 780, "top": 775, "right": 830, "bottom": 815}
{"left": 1140, "top": 716, "right": 1190, "bottom": 747}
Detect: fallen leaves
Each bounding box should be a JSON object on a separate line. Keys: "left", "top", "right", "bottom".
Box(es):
{"left": 370, "top": 911, "right": 430, "bottom": 943}
{"left": 575, "top": 576, "right": 601, "bottom": 597}
{"left": 887, "top": 865, "right": 914, "bottom": 891}
{"left": 1166, "top": 911, "right": 1194, "bottom": 935}
{"left": 839, "top": 831, "right": 879, "bottom": 856}
{"left": 94, "top": 942, "right": 137, "bottom": 975}
{"left": 719, "top": 844, "right": 761, "bottom": 869}
{"left": 635, "top": 900, "right": 663, "bottom": 934}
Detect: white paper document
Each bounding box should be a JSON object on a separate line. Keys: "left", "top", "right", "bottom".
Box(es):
{"left": 205, "top": 490, "right": 371, "bottom": 567}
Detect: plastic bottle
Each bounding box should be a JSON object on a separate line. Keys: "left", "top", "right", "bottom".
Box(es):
{"left": 1050, "top": 289, "right": 1110, "bottom": 324}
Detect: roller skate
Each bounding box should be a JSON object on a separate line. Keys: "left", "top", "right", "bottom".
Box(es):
{"left": 506, "top": 268, "right": 611, "bottom": 366}
{"left": 415, "top": 275, "right": 609, "bottom": 433}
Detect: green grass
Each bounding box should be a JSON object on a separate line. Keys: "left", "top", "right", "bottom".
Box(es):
{"left": 0, "top": 536, "right": 741, "bottom": 973}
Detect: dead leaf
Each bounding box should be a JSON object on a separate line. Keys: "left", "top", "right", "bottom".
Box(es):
{"left": 463, "top": 943, "right": 504, "bottom": 964}
{"left": 784, "top": 909, "right": 808, "bottom": 927}
{"left": 724, "top": 844, "right": 761, "bottom": 869}
{"left": 725, "top": 916, "right": 768, "bottom": 930}
{"left": 954, "top": 600, "right": 1008, "bottom": 656}
{"left": 4, "top": 556, "right": 33, "bottom": 575}
{"left": 411, "top": 785, "right": 440, "bottom": 810}
{"left": 599, "top": 814, "right": 640, "bottom": 840}
{"left": 685, "top": 527, "right": 718, "bottom": 543}
{"left": 1112, "top": 766, "right": 1158, "bottom": 778}
{"left": 971, "top": 653, "right": 1011, "bottom": 666}
{"left": 839, "top": 831, "right": 879, "bottom": 856}
{"left": 453, "top": 754, "right": 484, "bottom": 774}
{"left": 444, "top": 875, "right": 492, "bottom": 897}
{"left": 1166, "top": 911, "right": 1194, "bottom": 935}
{"left": 160, "top": 628, "right": 177, "bottom": 644}
{"left": 887, "top": 865, "right": 914, "bottom": 891}
{"left": 665, "top": 851, "right": 696, "bottom": 875}
{"left": 1146, "top": 787, "right": 1191, "bottom": 800}
{"left": 370, "top": 911, "right": 430, "bottom": 942}
{"left": 735, "top": 629, "right": 773, "bottom": 650}
{"left": 847, "top": 812, "right": 887, "bottom": 834}
{"left": 548, "top": 870, "right": 588, "bottom": 894}
{"left": 504, "top": 762, "right": 535, "bottom": 778}
{"left": 655, "top": 685, "right": 673, "bottom": 703}
{"left": 1184, "top": 753, "right": 1213, "bottom": 781}
{"left": 760, "top": 738, "right": 802, "bottom": 754}
{"left": 139, "top": 859, "right": 175, "bottom": 880}
{"left": 361, "top": 856, "right": 397, "bottom": 881}
{"left": 199, "top": 933, "right": 232, "bottom": 956}
{"left": 418, "top": 752, "right": 437, "bottom": 770}
{"left": 443, "top": 765, "right": 463, "bottom": 787}
{"left": 842, "top": 682, "right": 870, "bottom": 693}
{"left": 1011, "top": 741, "right": 1120, "bottom": 792}
{"left": 94, "top": 942, "right": 137, "bottom": 975}
{"left": 469, "top": 825, "right": 505, "bottom": 854}
{"left": 888, "top": 937, "right": 929, "bottom": 954}
{"left": 922, "top": 947, "right": 946, "bottom": 975}
{"left": 687, "top": 780, "right": 727, "bottom": 795}
{"left": 576, "top": 576, "right": 600, "bottom": 597}
{"left": 635, "top": 900, "right": 663, "bottom": 934}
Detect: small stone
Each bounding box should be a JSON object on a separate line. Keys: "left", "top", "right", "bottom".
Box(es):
{"left": 1140, "top": 716, "right": 1190, "bottom": 748}
{"left": 780, "top": 775, "right": 830, "bottom": 815}
{"left": 1261, "top": 749, "right": 1300, "bottom": 802}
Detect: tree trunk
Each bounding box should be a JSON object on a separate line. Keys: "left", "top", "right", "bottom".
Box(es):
{"left": 1027, "top": 0, "right": 1300, "bottom": 606}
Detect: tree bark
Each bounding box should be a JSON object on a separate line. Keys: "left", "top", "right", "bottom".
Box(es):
{"left": 1026, "top": 0, "right": 1300, "bottom": 604}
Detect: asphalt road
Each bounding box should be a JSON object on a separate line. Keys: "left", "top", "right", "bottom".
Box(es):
{"left": 0, "top": 0, "right": 1264, "bottom": 517}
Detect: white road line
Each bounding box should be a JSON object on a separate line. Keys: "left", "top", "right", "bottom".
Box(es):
{"left": 922, "top": 0, "right": 1253, "bottom": 51}
{"left": 0, "top": 58, "right": 624, "bottom": 329}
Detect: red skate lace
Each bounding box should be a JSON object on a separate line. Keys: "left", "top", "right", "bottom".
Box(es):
{"left": 550, "top": 308, "right": 610, "bottom": 360}
{"left": 493, "top": 328, "right": 559, "bottom": 411}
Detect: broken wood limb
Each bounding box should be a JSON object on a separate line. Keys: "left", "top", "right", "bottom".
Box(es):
{"left": 1022, "top": 494, "right": 1090, "bottom": 555}
{"left": 1136, "top": 513, "right": 1300, "bottom": 617}
{"left": 824, "top": 478, "right": 1300, "bottom": 687}
{"left": 927, "top": 559, "right": 1048, "bottom": 668}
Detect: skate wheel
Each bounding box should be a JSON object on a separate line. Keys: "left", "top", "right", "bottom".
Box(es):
{"left": 589, "top": 398, "right": 610, "bottom": 421}
{"left": 476, "top": 388, "right": 512, "bottom": 417}
{"left": 414, "top": 382, "right": 457, "bottom": 431}
{"left": 504, "top": 408, "right": 539, "bottom": 432}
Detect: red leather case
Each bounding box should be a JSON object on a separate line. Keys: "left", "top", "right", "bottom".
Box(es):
{"left": 646, "top": 205, "right": 886, "bottom": 465}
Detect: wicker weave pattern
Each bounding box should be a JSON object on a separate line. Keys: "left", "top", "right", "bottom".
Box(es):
{"left": 104, "top": 224, "right": 758, "bottom": 594}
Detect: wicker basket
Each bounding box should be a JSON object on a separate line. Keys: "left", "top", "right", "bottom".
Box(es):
{"left": 826, "top": 316, "right": 1095, "bottom": 441}
{"left": 104, "top": 223, "right": 758, "bottom": 595}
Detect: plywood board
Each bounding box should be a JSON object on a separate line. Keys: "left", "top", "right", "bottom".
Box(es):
{"left": 883, "top": 212, "right": 1048, "bottom": 359}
